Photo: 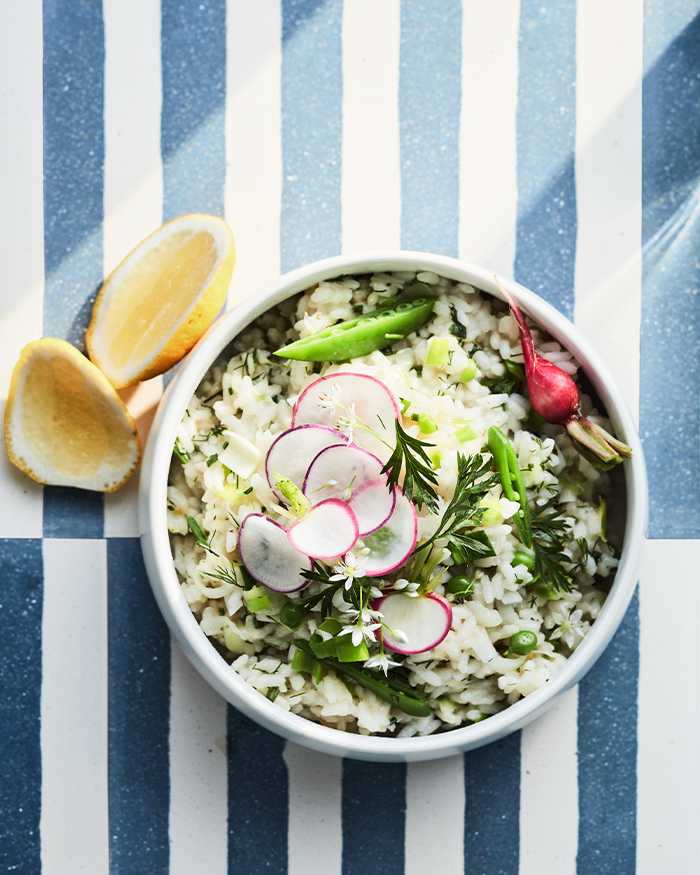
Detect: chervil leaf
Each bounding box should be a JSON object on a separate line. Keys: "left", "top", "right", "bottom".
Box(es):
{"left": 381, "top": 419, "right": 439, "bottom": 512}
{"left": 531, "top": 505, "right": 574, "bottom": 593}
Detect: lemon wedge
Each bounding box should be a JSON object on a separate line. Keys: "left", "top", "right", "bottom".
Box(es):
{"left": 86, "top": 214, "right": 235, "bottom": 387}
{"left": 4, "top": 339, "right": 140, "bottom": 492}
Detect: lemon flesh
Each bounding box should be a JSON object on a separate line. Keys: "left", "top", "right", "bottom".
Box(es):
{"left": 87, "top": 214, "right": 235, "bottom": 387}
{"left": 4, "top": 339, "right": 140, "bottom": 492}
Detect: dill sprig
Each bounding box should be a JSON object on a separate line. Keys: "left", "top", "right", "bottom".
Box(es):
{"left": 186, "top": 515, "right": 219, "bottom": 557}
{"left": 414, "top": 452, "right": 497, "bottom": 558}
{"left": 381, "top": 419, "right": 439, "bottom": 512}
{"left": 202, "top": 564, "right": 241, "bottom": 587}
{"left": 531, "top": 505, "right": 574, "bottom": 593}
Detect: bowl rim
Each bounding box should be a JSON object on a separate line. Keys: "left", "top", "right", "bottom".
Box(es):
{"left": 139, "top": 250, "right": 648, "bottom": 762}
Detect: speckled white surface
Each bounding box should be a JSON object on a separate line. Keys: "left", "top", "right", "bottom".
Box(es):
{"left": 1, "top": 1, "right": 699, "bottom": 873}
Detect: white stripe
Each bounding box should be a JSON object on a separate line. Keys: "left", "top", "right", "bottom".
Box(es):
{"left": 637, "top": 539, "right": 700, "bottom": 874}
{"left": 521, "top": 4, "right": 643, "bottom": 869}
{"left": 0, "top": 0, "right": 44, "bottom": 538}
{"left": 169, "top": 644, "right": 228, "bottom": 875}
{"left": 40, "top": 539, "right": 109, "bottom": 873}
{"left": 405, "top": 756, "right": 465, "bottom": 875}
{"left": 283, "top": 744, "right": 343, "bottom": 875}
{"left": 459, "top": 0, "right": 520, "bottom": 275}
{"left": 519, "top": 688, "right": 578, "bottom": 875}
{"left": 341, "top": 0, "right": 401, "bottom": 252}
{"left": 103, "top": 0, "right": 164, "bottom": 536}
{"left": 574, "top": 0, "right": 643, "bottom": 422}
{"left": 224, "top": 6, "right": 343, "bottom": 871}
{"left": 225, "top": 0, "right": 282, "bottom": 309}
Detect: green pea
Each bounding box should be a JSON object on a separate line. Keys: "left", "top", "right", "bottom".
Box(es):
{"left": 273, "top": 298, "right": 435, "bottom": 362}
{"left": 446, "top": 575, "right": 473, "bottom": 596}
{"left": 509, "top": 630, "right": 538, "bottom": 655}
{"left": 534, "top": 581, "right": 560, "bottom": 601}
{"left": 512, "top": 548, "right": 536, "bottom": 570}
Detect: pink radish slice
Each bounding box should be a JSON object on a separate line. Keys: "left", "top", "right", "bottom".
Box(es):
{"left": 238, "top": 513, "right": 311, "bottom": 593}
{"left": 374, "top": 592, "right": 452, "bottom": 655}
{"left": 287, "top": 499, "right": 359, "bottom": 560}
{"left": 265, "top": 424, "right": 348, "bottom": 497}
{"left": 292, "top": 371, "right": 399, "bottom": 461}
{"left": 303, "top": 443, "right": 394, "bottom": 536}
{"left": 361, "top": 491, "right": 418, "bottom": 577}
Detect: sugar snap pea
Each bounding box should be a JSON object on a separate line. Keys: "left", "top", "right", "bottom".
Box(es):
{"left": 274, "top": 297, "right": 435, "bottom": 362}
{"left": 293, "top": 639, "right": 432, "bottom": 717}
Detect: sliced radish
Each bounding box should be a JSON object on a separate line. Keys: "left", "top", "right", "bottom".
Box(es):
{"left": 238, "top": 513, "right": 311, "bottom": 593}
{"left": 287, "top": 499, "right": 359, "bottom": 560}
{"left": 375, "top": 592, "right": 452, "bottom": 655}
{"left": 303, "top": 443, "right": 394, "bottom": 536}
{"left": 361, "top": 491, "right": 418, "bottom": 577}
{"left": 265, "top": 424, "right": 348, "bottom": 497}
{"left": 292, "top": 371, "right": 399, "bottom": 460}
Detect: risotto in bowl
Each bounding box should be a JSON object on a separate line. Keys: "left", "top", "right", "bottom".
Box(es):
{"left": 140, "top": 252, "right": 646, "bottom": 762}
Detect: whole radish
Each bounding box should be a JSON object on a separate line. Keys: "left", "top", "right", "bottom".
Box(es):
{"left": 503, "top": 284, "right": 632, "bottom": 468}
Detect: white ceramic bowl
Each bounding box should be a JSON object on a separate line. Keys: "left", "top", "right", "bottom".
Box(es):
{"left": 139, "top": 252, "right": 647, "bottom": 762}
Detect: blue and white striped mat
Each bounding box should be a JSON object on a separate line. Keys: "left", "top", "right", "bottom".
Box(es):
{"left": 1, "top": 1, "right": 699, "bottom": 873}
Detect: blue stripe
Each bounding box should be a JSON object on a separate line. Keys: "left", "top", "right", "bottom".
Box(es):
{"left": 42, "top": 0, "right": 104, "bottom": 538}
{"left": 342, "top": 760, "right": 405, "bottom": 875}
{"left": 640, "top": 2, "right": 700, "bottom": 538}
{"left": 464, "top": 4, "right": 579, "bottom": 867}
{"left": 161, "top": 0, "right": 227, "bottom": 219}
{"left": 400, "top": 0, "right": 462, "bottom": 256}
{"left": 394, "top": 8, "right": 461, "bottom": 873}
{"left": 0, "top": 539, "right": 42, "bottom": 874}
{"left": 108, "top": 538, "right": 170, "bottom": 873}
{"left": 464, "top": 734, "right": 521, "bottom": 874}
{"left": 227, "top": 711, "right": 288, "bottom": 874}
{"left": 577, "top": 589, "right": 639, "bottom": 874}
{"left": 514, "top": 0, "right": 577, "bottom": 319}
{"left": 281, "top": 0, "right": 343, "bottom": 271}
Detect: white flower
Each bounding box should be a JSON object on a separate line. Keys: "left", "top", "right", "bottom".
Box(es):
{"left": 339, "top": 622, "right": 381, "bottom": 646}
{"left": 364, "top": 653, "right": 401, "bottom": 676}
{"left": 316, "top": 381, "right": 342, "bottom": 416}
{"left": 550, "top": 607, "right": 587, "bottom": 649}
{"left": 330, "top": 551, "right": 368, "bottom": 590}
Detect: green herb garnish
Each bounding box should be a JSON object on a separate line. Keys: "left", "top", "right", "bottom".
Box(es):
{"left": 186, "top": 515, "right": 219, "bottom": 556}
{"left": 202, "top": 564, "right": 240, "bottom": 587}
{"left": 293, "top": 639, "right": 432, "bottom": 718}
{"left": 193, "top": 425, "right": 225, "bottom": 443}
{"left": 530, "top": 505, "right": 574, "bottom": 593}
{"left": 381, "top": 419, "right": 440, "bottom": 513}
{"left": 449, "top": 304, "right": 466, "bottom": 339}
{"left": 414, "top": 453, "right": 496, "bottom": 556}
{"left": 483, "top": 360, "right": 525, "bottom": 395}
{"left": 173, "top": 438, "right": 190, "bottom": 465}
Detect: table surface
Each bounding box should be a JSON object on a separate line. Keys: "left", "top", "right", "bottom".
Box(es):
{"left": 2, "top": 1, "right": 699, "bottom": 873}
